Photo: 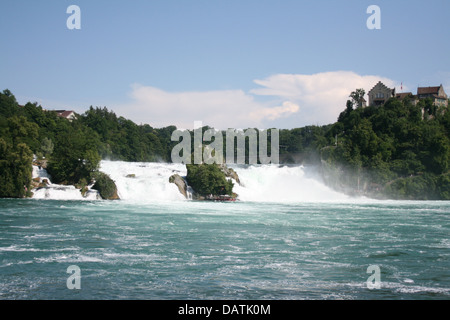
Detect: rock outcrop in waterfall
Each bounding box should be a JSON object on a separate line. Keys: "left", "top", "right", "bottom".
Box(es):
{"left": 169, "top": 163, "right": 240, "bottom": 200}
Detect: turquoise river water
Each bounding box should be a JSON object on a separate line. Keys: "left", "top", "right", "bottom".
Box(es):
{"left": 0, "top": 198, "right": 449, "bottom": 300}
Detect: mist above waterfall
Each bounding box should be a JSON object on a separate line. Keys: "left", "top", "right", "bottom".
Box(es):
{"left": 231, "top": 164, "right": 349, "bottom": 202}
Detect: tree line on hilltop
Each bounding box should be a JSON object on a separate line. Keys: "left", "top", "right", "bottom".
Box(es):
{"left": 0, "top": 88, "right": 449, "bottom": 199}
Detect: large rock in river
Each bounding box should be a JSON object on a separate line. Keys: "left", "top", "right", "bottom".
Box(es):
{"left": 169, "top": 174, "right": 189, "bottom": 199}
{"left": 92, "top": 172, "right": 120, "bottom": 200}
{"left": 218, "top": 164, "right": 242, "bottom": 186}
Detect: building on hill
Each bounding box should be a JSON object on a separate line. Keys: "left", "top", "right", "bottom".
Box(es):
{"left": 368, "top": 81, "right": 396, "bottom": 106}
{"left": 368, "top": 82, "right": 448, "bottom": 108}
{"left": 54, "top": 110, "right": 77, "bottom": 121}
{"left": 417, "top": 85, "right": 448, "bottom": 107}
{"left": 16, "top": 104, "right": 77, "bottom": 121}
{"left": 395, "top": 92, "right": 418, "bottom": 106}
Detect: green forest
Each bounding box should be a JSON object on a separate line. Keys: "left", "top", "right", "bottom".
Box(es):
{"left": 0, "top": 88, "right": 449, "bottom": 200}
{"left": 322, "top": 93, "right": 450, "bottom": 199}
{"left": 0, "top": 89, "right": 177, "bottom": 198}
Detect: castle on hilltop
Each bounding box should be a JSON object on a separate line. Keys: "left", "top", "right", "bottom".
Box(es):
{"left": 367, "top": 81, "right": 448, "bottom": 108}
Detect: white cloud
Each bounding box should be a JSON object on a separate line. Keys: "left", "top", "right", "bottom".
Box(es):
{"left": 115, "top": 84, "right": 299, "bottom": 129}
{"left": 112, "top": 71, "right": 399, "bottom": 129}
{"left": 251, "top": 71, "right": 399, "bottom": 126}
{"left": 249, "top": 101, "right": 300, "bottom": 122}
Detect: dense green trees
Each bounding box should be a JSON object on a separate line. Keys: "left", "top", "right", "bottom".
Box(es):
{"left": 80, "top": 106, "right": 176, "bottom": 162}
{"left": 0, "top": 92, "right": 38, "bottom": 197}
{"left": 0, "top": 91, "right": 176, "bottom": 197}
{"left": 0, "top": 92, "right": 104, "bottom": 188}
{"left": 278, "top": 125, "right": 330, "bottom": 163}
{"left": 0, "top": 139, "right": 33, "bottom": 198}
{"left": 46, "top": 124, "right": 101, "bottom": 185}
{"left": 322, "top": 96, "right": 450, "bottom": 199}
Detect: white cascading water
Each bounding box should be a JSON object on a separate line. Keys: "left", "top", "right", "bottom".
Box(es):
{"left": 99, "top": 161, "right": 348, "bottom": 203}
{"left": 99, "top": 161, "right": 188, "bottom": 202}
{"left": 31, "top": 160, "right": 349, "bottom": 202}
{"left": 31, "top": 165, "right": 100, "bottom": 200}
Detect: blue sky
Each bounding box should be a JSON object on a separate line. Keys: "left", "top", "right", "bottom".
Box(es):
{"left": 1, "top": 0, "right": 449, "bottom": 129}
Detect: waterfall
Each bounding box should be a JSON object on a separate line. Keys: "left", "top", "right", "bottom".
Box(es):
{"left": 30, "top": 160, "right": 348, "bottom": 202}
{"left": 99, "top": 161, "right": 348, "bottom": 203}
{"left": 98, "top": 161, "right": 188, "bottom": 202}
{"left": 231, "top": 164, "right": 349, "bottom": 202}
{"left": 31, "top": 165, "right": 100, "bottom": 201}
